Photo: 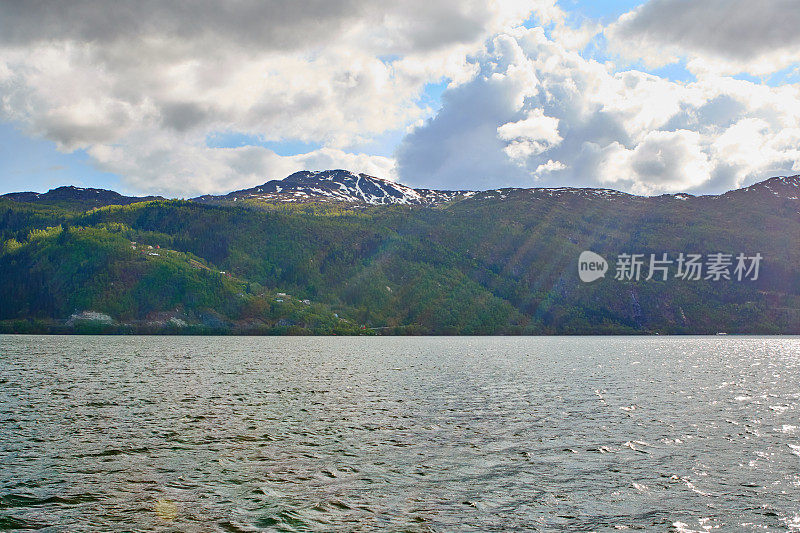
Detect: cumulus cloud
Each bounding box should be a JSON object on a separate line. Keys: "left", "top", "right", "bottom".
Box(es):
{"left": 497, "top": 108, "right": 562, "bottom": 162}
{"left": 88, "top": 130, "right": 397, "bottom": 197}
{"left": 2, "top": 0, "right": 798, "bottom": 196}
{"left": 396, "top": 25, "right": 800, "bottom": 194}
{"left": 597, "top": 130, "right": 713, "bottom": 193}
{"left": 607, "top": 0, "right": 800, "bottom": 76}
{"left": 0, "top": 1, "right": 547, "bottom": 54}
{"left": 0, "top": 0, "right": 557, "bottom": 195}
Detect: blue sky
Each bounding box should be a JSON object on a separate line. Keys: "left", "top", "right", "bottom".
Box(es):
{"left": 1, "top": 0, "right": 799, "bottom": 196}
{"left": 563, "top": 0, "right": 642, "bottom": 22}
{"left": 0, "top": 123, "right": 124, "bottom": 194}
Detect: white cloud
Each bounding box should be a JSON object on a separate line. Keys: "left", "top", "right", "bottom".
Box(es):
{"left": 397, "top": 25, "right": 800, "bottom": 194}
{"left": 88, "top": 130, "right": 397, "bottom": 197}
{"left": 607, "top": 0, "right": 800, "bottom": 76}
{"left": 597, "top": 130, "right": 713, "bottom": 194}
{"left": 498, "top": 108, "right": 562, "bottom": 162}
{"left": 2, "top": 0, "right": 798, "bottom": 196}
{"left": 535, "top": 159, "right": 566, "bottom": 175}
{"left": 0, "top": 0, "right": 555, "bottom": 195}
{"left": 710, "top": 118, "right": 800, "bottom": 181}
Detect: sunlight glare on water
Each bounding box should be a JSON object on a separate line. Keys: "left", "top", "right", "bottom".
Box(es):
{"left": 1, "top": 335, "right": 799, "bottom": 531}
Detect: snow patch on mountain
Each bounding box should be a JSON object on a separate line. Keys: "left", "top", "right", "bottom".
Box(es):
{"left": 191, "top": 170, "right": 800, "bottom": 208}
{"left": 195, "top": 169, "right": 469, "bottom": 206}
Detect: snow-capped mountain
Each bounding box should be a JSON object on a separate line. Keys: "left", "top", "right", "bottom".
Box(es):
{"left": 194, "top": 170, "right": 800, "bottom": 208}
{"left": 193, "top": 170, "right": 468, "bottom": 206}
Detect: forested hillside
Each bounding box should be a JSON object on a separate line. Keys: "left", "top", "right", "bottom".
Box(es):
{"left": 1, "top": 173, "right": 798, "bottom": 334}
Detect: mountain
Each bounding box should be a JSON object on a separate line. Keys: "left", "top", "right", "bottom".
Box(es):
{"left": 192, "top": 169, "right": 800, "bottom": 210}
{"left": 1, "top": 186, "right": 164, "bottom": 210}
{"left": 721, "top": 175, "right": 800, "bottom": 205}
{"left": 8, "top": 171, "right": 799, "bottom": 210}
{"left": 1, "top": 172, "right": 798, "bottom": 335}
{"left": 193, "top": 169, "right": 468, "bottom": 206}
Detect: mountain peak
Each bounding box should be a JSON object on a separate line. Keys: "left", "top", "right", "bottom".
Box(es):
{"left": 285, "top": 169, "right": 359, "bottom": 179}
{"left": 198, "top": 169, "right": 468, "bottom": 206}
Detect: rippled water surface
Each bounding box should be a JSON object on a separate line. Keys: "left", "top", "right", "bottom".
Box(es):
{"left": 1, "top": 335, "right": 799, "bottom": 531}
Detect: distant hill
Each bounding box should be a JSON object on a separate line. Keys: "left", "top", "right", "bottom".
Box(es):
{"left": 1, "top": 186, "right": 164, "bottom": 210}
{"left": 1, "top": 172, "right": 798, "bottom": 334}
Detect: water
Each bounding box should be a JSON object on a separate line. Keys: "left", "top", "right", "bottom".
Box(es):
{"left": 1, "top": 335, "right": 799, "bottom": 532}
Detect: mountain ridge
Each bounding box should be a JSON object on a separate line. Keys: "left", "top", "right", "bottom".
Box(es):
{"left": 1, "top": 185, "right": 164, "bottom": 208}
{"left": 4, "top": 171, "right": 800, "bottom": 208}
{"left": 1, "top": 170, "right": 798, "bottom": 335}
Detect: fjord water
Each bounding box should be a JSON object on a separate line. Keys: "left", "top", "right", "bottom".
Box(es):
{"left": 1, "top": 336, "right": 799, "bottom": 532}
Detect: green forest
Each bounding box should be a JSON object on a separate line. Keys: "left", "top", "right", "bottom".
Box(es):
{"left": 1, "top": 180, "right": 798, "bottom": 335}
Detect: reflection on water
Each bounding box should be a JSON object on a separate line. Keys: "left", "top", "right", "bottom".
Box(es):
{"left": 1, "top": 335, "right": 799, "bottom": 531}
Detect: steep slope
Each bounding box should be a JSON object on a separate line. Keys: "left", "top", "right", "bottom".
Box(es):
{"left": 0, "top": 222, "right": 365, "bottom": 334}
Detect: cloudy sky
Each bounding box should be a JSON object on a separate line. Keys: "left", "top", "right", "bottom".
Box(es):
{"left": 1, "top": 0, "right": 799, "bottom": 196}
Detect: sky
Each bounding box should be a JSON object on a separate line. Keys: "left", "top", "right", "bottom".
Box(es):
{"left": 1, "top": 0, "right": 800, "bottom": 197}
